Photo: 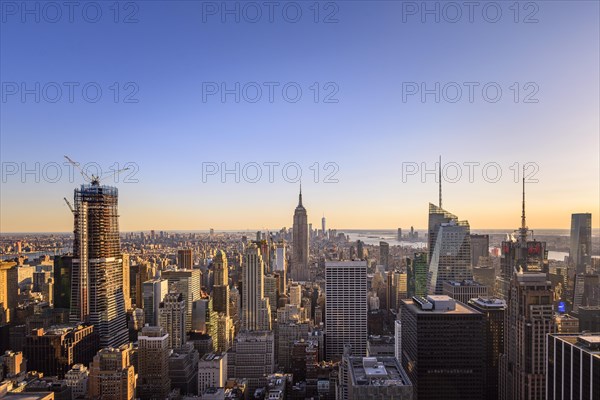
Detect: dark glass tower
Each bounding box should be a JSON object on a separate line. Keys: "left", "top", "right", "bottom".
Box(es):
{"left": 570, "top": 213, "right": 592, "bottom": 274}
{"left": 69, "top": 183, "right": 128, "bottom": 348}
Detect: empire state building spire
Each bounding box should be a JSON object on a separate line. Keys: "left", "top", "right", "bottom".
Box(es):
{"left": 292, "top": 186, "right": 309, "bottom": 281}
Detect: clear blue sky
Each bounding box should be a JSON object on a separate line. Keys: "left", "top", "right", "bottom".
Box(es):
{"left": 1, "top": 1, "right": 599, "bottom": 231}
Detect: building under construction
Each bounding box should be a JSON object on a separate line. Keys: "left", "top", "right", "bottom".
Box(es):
{"left": 69, "top": 183, "right": 128, "bottom": 349}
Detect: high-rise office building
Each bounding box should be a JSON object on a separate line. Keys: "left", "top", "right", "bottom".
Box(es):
{"left": 52, "top": 255, "right": 72, "bottom": 310}
{"left": 23, "top": 325, "right": 98, "bottom": 379}
{"left": 89, "top": 345, "right": 136, "bottom": 400}
{"left": 397, "top": 228, "right": 402, "bottom": 241}
{"left": 159, "top": 292, "right": 187, "bottom": 349}
{"left": 573, "top": 274, "right": 600, "bottom": 313}
{"left": 192, "top": 297, "right": 218, "bottom": 349}
{"left": 163, "top": 268, "right": 202, "bottom": 333}
{"left": 394, "top": 320, "right": 402, "bottom": 362}
{"left": 228, "top": 330, "right": 274, "bottom": 394}
{"left": 142, "top": 278, "right": 168, "bottom": 327}
{"left": 178, "top": 249, "right": 193, "bottom": 269}
{"left": 168, "top": 343, "right": 199, "bottom": 395}
{"left": 122, "top": 253, "right": 131, "bottom": 311}
{"left": 325, "top": 261, "right": 367, "bottom": 361}
{"left": 215, "top": 313, "right": 234, "bottom": 352}
{"left": 292, "top": 187, "right": 309, "bottom": 281}
{"left": 322, "top": 215, "right": 327, "bottom": 237}
{"left": 357, "top": 240, "right": 364, "bottom": 260}
{"left": 69, "top": 183, "right": 128, "bottom": 348}
{"left": 547, "top": 333, "right": 599, "bottom": 400}
{"left": 501, "top": 272, "right": 554, "bottom": 400}
{"left": 137, "top": 326, "right": 171, "bottom": 400}
{"left": 242, "top": 243, "right": 271, "bottom": 331}
{"left": 500, "top": 180, "right": 554, "bottom": 400}
{"left": 407, "top": 252, "right": 428, "bottom": 298}
{"left": 400, "top": 295, "right": 485, "bottom": 400}
{"left": 0, "top": 261, "right": 18, "bottom": 324}
{"left": 289, "top": 283, "right": 302, "bottom": 307}
{"left": 213, "top": 250, "right": 229, "bottom": 316}
{"left": 274, "top": 240, "right": 287, "bottom": 295}
{"left": 470, "top": 234, "right": 489, "bottom": 267}
{"left": 379, "top": 241, "right": 390, "bottom": 269}
{"left": 427, "top": 203, "right": 472, "bottom": 295}
{"left": 570, "top": 213, "right": 592, "bottom": 274}
{"left": 468, "top": 297, "right": 506, "bottom": 400}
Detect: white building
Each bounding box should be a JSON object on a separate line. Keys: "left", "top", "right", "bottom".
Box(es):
{"left": 325, "top": 261, "right": 367, "bottom": 361}
{"left": 198, "top": 352, "right": 227, "bottom": 394}
{"left": 65, "top": 363, "right": 89, "bottom": 399}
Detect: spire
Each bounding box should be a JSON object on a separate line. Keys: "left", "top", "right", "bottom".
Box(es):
{"left": 518, "top": 167, "right": 528, "bottom": 244}
{"left": 521, "top": 169, "right": 526, "bottom": 230}
{"left": 298, "top": 182, "right": 303, "bottom": 207}
{"left": 438, "top": 155, "right": 442, "bottom": 209}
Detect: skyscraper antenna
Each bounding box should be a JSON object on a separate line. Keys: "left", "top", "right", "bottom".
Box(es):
{"left": 299, "top": 181, "right": 303, "bottom": 206}
{"left": 521, "top": 167, "right": 526, "bottom": 230}
{"left": 438, "top": 155, "right": 442, "bottom": 209}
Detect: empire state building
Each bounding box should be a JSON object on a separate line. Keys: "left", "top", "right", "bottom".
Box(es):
{"left": 292, "top": 187, "right": 309, "bottom": 281}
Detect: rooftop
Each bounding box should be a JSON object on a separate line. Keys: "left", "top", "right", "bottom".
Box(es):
{"left": 445, "top": 280, "right": 484, "bottom": 287}
{"left": 469, "top": 297, "right": 506, "bottom": 309}
{"left": 404, "top": 296, "right": 480, "bottom": 315}
{"left": 347, "top": 356, "right": 412, "bottom": 387}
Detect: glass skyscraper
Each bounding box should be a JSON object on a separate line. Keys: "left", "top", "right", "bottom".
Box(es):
{"left": 426, "top": 203, "right": 472, "bottom": 295}
{"left": 570, "top": 213, "right": 592, "bottom": 274}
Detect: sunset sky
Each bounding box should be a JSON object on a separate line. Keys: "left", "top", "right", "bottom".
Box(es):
{"left": 1, "top": 1, "right": 598, "bottom": 232}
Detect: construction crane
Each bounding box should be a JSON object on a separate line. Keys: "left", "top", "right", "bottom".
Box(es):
{"left": 64, "top": 155, "right": 130, "bottom": 186}
{"left": 63, "top": 197, "right": 75, "bottom": 214}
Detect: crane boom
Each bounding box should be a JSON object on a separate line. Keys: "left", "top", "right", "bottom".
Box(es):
{"left": 63, "top": 197, "right": 75, "bottom": 214}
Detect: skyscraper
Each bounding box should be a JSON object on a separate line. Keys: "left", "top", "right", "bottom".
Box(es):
{"left": 23, "top": 325, "right": 98, "bottom": 379}
{"left": 292, "top": 187, "right": 309, "bottom": 281}
{"left": 400, "top": 295, "right": 485, "bottom": 400}
{"left": 500, "top": 180, "right": 554, "bottom": 400}
{"left": 242, "top": 243, "right": 271, "bottom": 331}
{"left": 142, "top": 278, "right": 168, "bottom": 327}
{"left": 407, "top": 252, "right": 428, "bottom": 298}
{"left": 470, "top": 234, "right": 489, "bottom": 267}
{"left": 547, "top": 333, "right": 600, "bottom": 400}
{"left": 88, "top": 345, "right": 136, "bottom": 400}
{"left": 0, "top": 261, "right": 18, "bottom": 324}
{"left": 322, "top": 215, "right": 326, "bottom": 237}
{"left": 426, "top": 203, "right": 472, "bottom": 295}
{"left": 501, "top": 272, "right": 554, "bottom": 400}
{"left": 570, "top": 213, "right": 592, "bottom": 274}
{"left": 325, "top": 261, "right": 367, "bottom": 361}
{"left": 379, "top": 241, "right": 390, "bottom": 269}
{"left": 159, "top": 292, "right": 186, "bottom": 349}
{"left": 212, "top": 250, "right": 229, "bottom": 316}
{"left": 163, "top": 268, "right": 202, "bottom": 333}
{"left": 53, "top": 255, "right": 72, "bottom": 310}
{"left": 228, "top": 330, "right": 274, "bottom": 394}
{"left": 468, "top": 297, "right": 506, "bottom": 400}
{"left": 137, "top": 326, "right": 171, "bottom": 400}
{"left": 178, "top": 249, "right": 193, "bottom": 269}
{"left": 274, "top": 240, "right": 287, "bottom": 294}
{"left": 69, "top": 183, "right": 128, "bottom": 348}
